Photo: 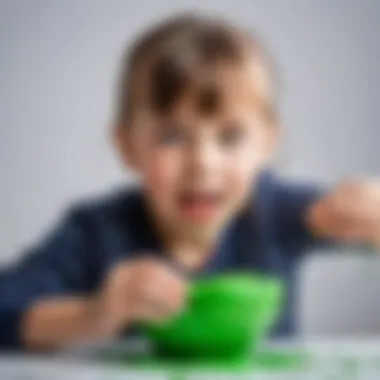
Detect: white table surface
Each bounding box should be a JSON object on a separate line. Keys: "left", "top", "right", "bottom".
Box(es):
{"left": 2, "top": 339, "right": 380, "bottom": 379}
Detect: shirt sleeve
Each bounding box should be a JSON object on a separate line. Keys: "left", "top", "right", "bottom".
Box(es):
{"left": 0, "top": 208, "right": 93, "bottom": 351}
{"left": 273, "top": 179, "right": 333, "bottom": 257}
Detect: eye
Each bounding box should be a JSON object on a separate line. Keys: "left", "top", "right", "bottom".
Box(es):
{"left": 219, "top": 123, "right": 246, "bottom": 146}
{"left": 156, "top": 125, "right": 187, "bottom": 146}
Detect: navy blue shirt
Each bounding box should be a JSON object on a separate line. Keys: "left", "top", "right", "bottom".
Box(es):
{"left": 0, "top": 172, "right": 325, "bottom": 350}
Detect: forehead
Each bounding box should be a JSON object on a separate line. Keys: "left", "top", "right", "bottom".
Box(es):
{"left": 143, "top": 56, "right": 272, "bottom": 121}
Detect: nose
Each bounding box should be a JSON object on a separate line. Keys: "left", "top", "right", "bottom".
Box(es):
{"left": 187, "top": 134, "right": 222, "bottom": 180}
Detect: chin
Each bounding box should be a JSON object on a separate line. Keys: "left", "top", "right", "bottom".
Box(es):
{"left": 180, "top": 220, "right": 224, "bottom": 241}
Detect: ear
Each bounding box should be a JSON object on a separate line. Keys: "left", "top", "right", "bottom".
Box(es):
{"left": 112, "top": 124, "right": 138, "bottom": 170}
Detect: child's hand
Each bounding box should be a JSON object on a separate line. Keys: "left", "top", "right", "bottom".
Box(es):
{"left": 92, "top": 257, "right": 188, "bottom": 335}
{"left": 307, "top": 180, "right": 380, "bottom": 246}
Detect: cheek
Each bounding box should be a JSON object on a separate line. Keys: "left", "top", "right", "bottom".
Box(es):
{"left": 224, "top": 158, "right": 255, "bottom": 203}
{"left": 140, "top": 146, "right": 184, "bottom": 197}
{"left": 223, "top": 134, "right": 270, "bottom": 200}
{"left": 226, "top": 142, "right": 267, "bottom": 183}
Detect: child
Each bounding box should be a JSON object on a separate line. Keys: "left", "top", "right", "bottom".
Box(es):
{"left": 1, "top": 13, "right": 380, "bottom": 351}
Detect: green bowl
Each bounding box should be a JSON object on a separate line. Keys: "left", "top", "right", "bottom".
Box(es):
{"left": 144, "top": 273, "right": 284, "bottom": 362}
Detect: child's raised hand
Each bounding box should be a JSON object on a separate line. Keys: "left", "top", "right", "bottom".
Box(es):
{"left": 92, "top": 257, "right": 188, "bottom": 336}
{"left": 307, "top": 180, "right": 380, "bottom": 246}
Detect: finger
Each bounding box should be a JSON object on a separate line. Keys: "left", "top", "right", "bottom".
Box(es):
{"left": 137, "top": 303, "right": 172, "bottom": 323}
{"left": 131, "top": 259, "right": 188, "bottom": 315}
{"left": 327, "top": 218, "right": 380, "bottom": 243}
{"left": 125, "top": 286, "right": 168, "bottom": 323}
{"left": 141, "top": 282, "right": 179, "bottom": 315}
{"left": 148, "top": 263, "right": 188, "bottom": 302}
{"left": 311, "top": 195, "right": 379, "bottom": 234}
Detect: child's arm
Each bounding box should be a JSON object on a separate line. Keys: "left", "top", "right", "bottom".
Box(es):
{"left": 306, "top": 180, "right": 380, "bottom": 247}
{"left": 20, "top": 296, "right": 109, "bottom": 351}
{"left": 20, "top": 258, "right": 186, "bottom": 351}
{"left": 0, "top": 208, "right": 186, "bottom": 351}
{"left": 0, "top": 208, "right": 92, "bottom": 350}
{"left": 271, "top": 176, "right": 380, "bottom": 255}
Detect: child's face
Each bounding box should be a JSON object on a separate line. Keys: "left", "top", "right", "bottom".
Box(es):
{"left": 119, "top": 63, "right": 276, "bottom": 243}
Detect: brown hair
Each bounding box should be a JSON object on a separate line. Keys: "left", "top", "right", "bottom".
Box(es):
{"left": 114, "top": 13, "right": 278, "bottom": 128}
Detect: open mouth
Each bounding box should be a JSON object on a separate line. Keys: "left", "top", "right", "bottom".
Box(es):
{"left": 177, "top": 191, "right": 224, "bottom": 221}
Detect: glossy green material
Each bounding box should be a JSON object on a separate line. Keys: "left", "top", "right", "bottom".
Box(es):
{"left": 119, "top": 349, "right": 308, "bottom": 373}
{"left": 144, "top": 273, "right": 284, "bottom": 361}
